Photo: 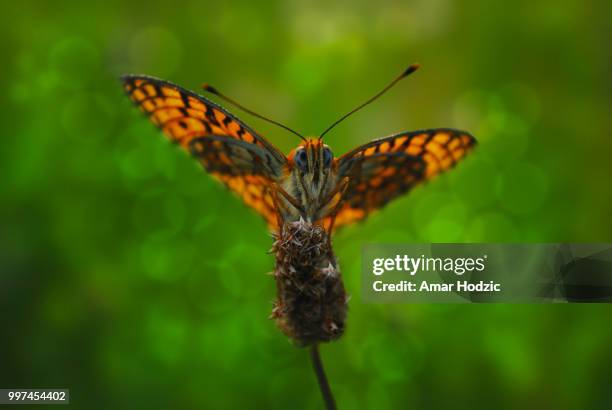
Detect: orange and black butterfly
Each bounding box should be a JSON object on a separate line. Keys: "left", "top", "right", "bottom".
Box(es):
{"left": 121, "top": 64, "right": 476, "bottom": 233}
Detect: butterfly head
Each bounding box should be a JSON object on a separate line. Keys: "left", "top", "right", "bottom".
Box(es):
{"left": 289, "top": 138, "right": 335, "bottom": 177}
{"left": 284, "top": 138, "right": 338, "bottom": 218}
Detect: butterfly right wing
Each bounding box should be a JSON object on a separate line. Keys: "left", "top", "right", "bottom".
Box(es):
{"left": 332, "top": 128, "right": 477, "bottom": 228}
{"left": 121, "top": 75, "right": 287, "bottom": 228}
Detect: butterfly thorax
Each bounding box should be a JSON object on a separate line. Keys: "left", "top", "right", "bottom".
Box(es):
{"left": 278, "top": 138, "right": 342, "bottom": 225}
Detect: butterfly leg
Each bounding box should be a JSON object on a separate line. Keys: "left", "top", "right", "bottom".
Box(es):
{"left": 274, "top": 184, "right": 306, "bottom": 218}
{"left": 316, "top": 177, "right": 349, "bottom": 215}
{"left": 323, "top": 178, "right": 349, "bottom": 234}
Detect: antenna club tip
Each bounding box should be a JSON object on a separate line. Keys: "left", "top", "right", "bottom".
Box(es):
{"left": 402, "top": 63, "right": 421, "bottom": 77}
{"left": 201, "top": 83, "right": 218, "bottom": 94}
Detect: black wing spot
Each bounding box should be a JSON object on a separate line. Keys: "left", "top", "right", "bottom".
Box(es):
{"left": 236, "top": 126, "right": 246, "bottom": 139}
{"left": 205, "top": 107, "right": 221, "bottom": 127}
{"left": 180, "top": 92, "right": 190, "bottom": 108}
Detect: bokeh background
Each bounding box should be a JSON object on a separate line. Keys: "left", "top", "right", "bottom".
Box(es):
{"left": 1, "top": 0, "right": 611, "bottom": 409}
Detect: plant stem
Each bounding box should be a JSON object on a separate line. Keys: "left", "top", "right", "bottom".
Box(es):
{"left": 310, "top": 344, "right": 337, "bottom": 410}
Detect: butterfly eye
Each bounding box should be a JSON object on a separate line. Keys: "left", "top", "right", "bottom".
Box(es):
{"left": 295, "top": 149, "right": 308, "bottom": 172}
{"left": 323, "top": 147, "right": 333, "bottom": 168}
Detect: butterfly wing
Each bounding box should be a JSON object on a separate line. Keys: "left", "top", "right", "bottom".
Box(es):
{"left": 189, "top": 135, "right": 283, "bottom": 226}
{"left": 333, "top": 128, "right": 476, "bottom": 228}
{"left": 122, "top": 75, "right": 286, "bottom": 228}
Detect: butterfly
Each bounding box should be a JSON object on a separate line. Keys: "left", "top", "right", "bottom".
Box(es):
{"left": 121, "top": 64, "right": 476, "bottom": 233}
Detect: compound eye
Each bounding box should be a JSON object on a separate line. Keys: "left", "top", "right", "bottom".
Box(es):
{"left": 295, "top": 149, "right": 308, "bottom": 172}
{"left": 323, "top": 147, "right": 333, "bottom": 168}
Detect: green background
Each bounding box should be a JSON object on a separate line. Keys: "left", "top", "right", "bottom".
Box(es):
{"left": 1, "top": 0, "right": 611, "bottom": 409}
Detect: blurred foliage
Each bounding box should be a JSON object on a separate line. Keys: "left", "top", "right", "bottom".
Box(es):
{"left": 1, "top": 0, "right": 611, "bottom": 409}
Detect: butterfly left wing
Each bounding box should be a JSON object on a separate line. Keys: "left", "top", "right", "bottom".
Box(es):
{"left": 332, "top": 128, "right": 477, "bottom": 228}
{"left": 189, "top": 135, "right": 283, "bottom": 227}
{"left": 121, "top": 75, "right": 287, "bottom": 228}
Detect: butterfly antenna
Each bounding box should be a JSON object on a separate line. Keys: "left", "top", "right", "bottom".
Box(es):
{"left": 319, "top": 63, "right": 421, "bottom": 139}
{"left": 202, "top": 83, "right": 307, "bottom": 142}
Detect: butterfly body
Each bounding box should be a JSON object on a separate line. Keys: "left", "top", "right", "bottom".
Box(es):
{"left": 279, "top": 138, "right": 343, "bottom": 226}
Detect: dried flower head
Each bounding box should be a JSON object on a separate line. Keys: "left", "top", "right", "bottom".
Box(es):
{"left": 271, "top": 219, "right": 348, "bottom": 346}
